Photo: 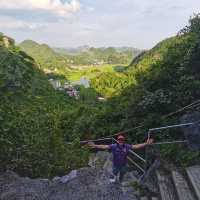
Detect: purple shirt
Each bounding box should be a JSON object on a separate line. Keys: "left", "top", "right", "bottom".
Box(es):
{"left": 109, "top": 143, "right": 132, "bottom": 167}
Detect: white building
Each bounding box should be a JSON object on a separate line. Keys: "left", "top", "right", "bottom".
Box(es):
{"left": 49, "top": 79, "right": 61, "bottom": 89}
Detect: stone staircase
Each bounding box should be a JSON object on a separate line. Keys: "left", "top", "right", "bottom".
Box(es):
{"left": 0, "top": 151, "right": 200, "bottom": 200}
{"left": 140, "top": 165, "right": 200, "bottom": 200}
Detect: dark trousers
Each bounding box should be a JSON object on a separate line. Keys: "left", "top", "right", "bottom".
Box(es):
{"left": 112, "top": 165, "right": 127, "bottom": 182}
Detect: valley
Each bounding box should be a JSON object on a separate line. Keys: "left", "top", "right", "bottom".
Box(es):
{"left": 0, "top": 14, "right": 200, "bottom": 181}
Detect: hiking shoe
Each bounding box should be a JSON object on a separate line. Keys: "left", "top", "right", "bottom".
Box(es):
{"left": 109, "top": 175, "right": 117, "bottom": 183}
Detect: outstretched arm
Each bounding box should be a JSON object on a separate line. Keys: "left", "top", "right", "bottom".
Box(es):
{"left": 132, "top": 138, "right": 154, "bottom": 149}
{"left": 88, "top": 142, "right": 110, "bottom": 150}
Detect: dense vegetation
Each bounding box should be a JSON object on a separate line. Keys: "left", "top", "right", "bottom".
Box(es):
{"left": 0, "top": 35, "right": 92, "bottom": 177}
{"left": 93, "top": 14, "right": 200, "bottom": 165}
{"left": 19, "top": 40, "right": 71, "bottom": 71}
{"left": 90, "top": 72, "right": 134, "bottom": 97}
{"left": 1, "top": 14, "right": 200, "bottom": 179}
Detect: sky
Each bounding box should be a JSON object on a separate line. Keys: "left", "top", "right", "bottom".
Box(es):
{"left": 0, "top": 0, "right": 200, "bottom": 49}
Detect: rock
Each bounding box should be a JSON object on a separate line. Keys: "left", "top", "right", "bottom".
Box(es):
{"left": 88, "top": 153, "right": 98, "bottom": 168}
{"left": 49, "top": 167, "right": 138, "bottom": 200}
{"left": 181, "top": 112, "right": 200, "bottom": 150}
{"left": 0, "top": 35, "right": 15, "bottom": 48}
{"left": 0, "top": 171, "right": 50, "bottom": 200}
{"left": 60, "top": 170, "right": 77, "bottom": 183}
{"left": 139, "top": 160, "right": 160, "bottom": 194}
{"left": 0, "top": 152, "right": 139, "bottom": 200}
{"left": 52, "top": 176, "right": 61, "bottom": 182}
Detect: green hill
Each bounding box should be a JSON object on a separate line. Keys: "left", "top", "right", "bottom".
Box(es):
{"left": 19, "top": 40, "right": 71, "bottom": 71}
{"left": 54, "top": 46, "right": 142, "bottom": 65}
{"left": 20, "top": 40, "right": 142, "bottom": 68}
{"left": 0, "top": 34, "right": 89, "bottom": 178}
{"left": 19, "top": 40, "right": 142, "bottom": 84}
{"left": 19, "top": 40, "right": 142, "bottom": 86}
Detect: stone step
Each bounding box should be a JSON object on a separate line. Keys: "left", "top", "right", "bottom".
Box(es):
{"left": 140, "top": 196, "right": 159, "bottom": 200}
{"left": 151, "top": 197, "right": 159, "bottom": 200}
{"left": 140, "top": 197, "right": 148, "bottom": 200}
{"left": 171, "top": 170, "right": 195, "bottom": 200}
{"left": 156, "top": 170, "right": 177, "bottom": 200}
{"left": 186, "top": 165, "right": 200, "bottom": 200}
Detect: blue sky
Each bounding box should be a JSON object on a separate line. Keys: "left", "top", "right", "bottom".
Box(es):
{"left": 0, "top": 0, "right": 200, "bottom": 49}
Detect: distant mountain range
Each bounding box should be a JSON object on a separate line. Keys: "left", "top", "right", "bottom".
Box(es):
{"left": 53, "top": 45, "right": 91, "bottom": 55}
{"left": 53, "top": 46, "right": 142, "bottom": 56}
{"left": 19, "top": 40, "right": 143, "bottom": 67}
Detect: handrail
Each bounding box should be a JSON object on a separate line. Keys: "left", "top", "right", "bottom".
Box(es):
{"left": 149, "top": 122, "right": 196, "bottom": 132}
{"left": 150, "top": 140, "right": 187, "bottom": 146}
{"left": 129, "top": 149, "right": 146, "bottom": 163}
{"left": 65, "top": 120, "right": 199, "bottom": 145}
{"left": 162, "top": 100, "right": 200, "bottom": 119}
{"left": 66, "top": 137, "right": 112, "bottom": 145}
{"left": 65, "top": 99, "right": 200, "bottom": 145}
{"left": 80, "top": 137, "right": 112, "bottom": 144}
{"left": 147, "top": 120, "right": 200, "bottom": 139}
{"left": 127, "top": 157, "right": 145, "bottom": 173}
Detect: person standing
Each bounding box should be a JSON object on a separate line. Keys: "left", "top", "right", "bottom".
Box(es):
{"left": 88, "top": 135, "right": 153, "bottom": 183}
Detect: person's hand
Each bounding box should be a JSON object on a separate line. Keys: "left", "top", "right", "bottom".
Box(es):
{"left": 87, "top": 141, "right": 96, "bottom": 148}
{"left": 145, "top": 138, "right": 154, "bottom": 145}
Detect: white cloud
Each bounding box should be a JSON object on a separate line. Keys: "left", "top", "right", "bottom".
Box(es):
{"left": 0, "top": 0, "right": 81, "bottom": 17}
{"left": 0, "top": 16, "right": 47, "bottom": 30}
{"left": 87, "top": 7, "right": 95, "bottom": 12}
{"left": 2, "top": 0, "right": 200, "bottom": 49}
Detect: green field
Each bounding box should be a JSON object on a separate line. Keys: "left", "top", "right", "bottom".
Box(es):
{"left": 55, "top": 64, "right": 127, "bottom": 82}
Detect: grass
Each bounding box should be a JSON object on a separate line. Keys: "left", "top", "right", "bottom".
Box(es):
{"left": 54, "top": 64, "right": 128, "bottom": 82}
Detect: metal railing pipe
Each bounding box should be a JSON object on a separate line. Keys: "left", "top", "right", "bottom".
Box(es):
{"left": 129, "top": 149, "right": 146, "bottom": 163}
{"left": 149, "top": 122, "right": 195, "bottom": 132}
{"left": 127, "top": 157, "right": 145, "bottom": 173}
{"left": 149, "top": 140, "right": 188, "bottom": 146}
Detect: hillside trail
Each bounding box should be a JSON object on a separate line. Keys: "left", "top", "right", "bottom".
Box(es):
{"left": 0, "top": 152, "right": 140, "bottom": 200}
{"left": 1, "top": 144, "right": 200, "bottom": 200}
